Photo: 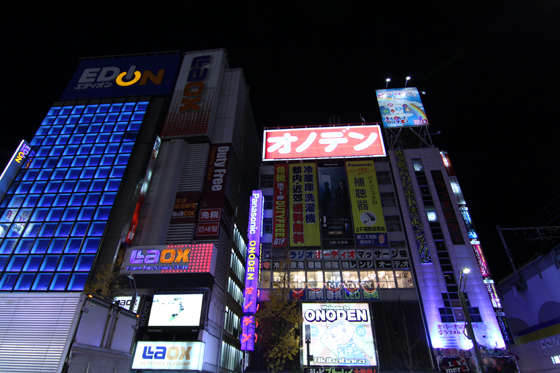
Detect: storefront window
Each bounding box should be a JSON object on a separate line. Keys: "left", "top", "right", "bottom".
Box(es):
{"left": 359, "top": 270, "right": 377, "bottom": 289}
{"left": 307, "top": 271, "right": 323, "bottom": 288}
{"left": 395, "top": 270, "right": 414, "bottom": 288}
{"left": 261, "top": 270, "right": 271, "bottom": 289}
{"left": 289, "top": 270, "right": 305, "bottom": 288}
{"left": 273, "top": 270, "right": 287, "bottom": 288}
{"left": 378, "top": 270, "right": 396, "bottom": 288}
{"left": 342, "top": 270, "right": 359, "bottom": 289}
{"left": 324, "top": 270, "right": 341, "bottom": 288}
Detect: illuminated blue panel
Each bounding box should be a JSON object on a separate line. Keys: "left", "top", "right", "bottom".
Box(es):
{"left": 0, "top": 101, "right": 147, "bottom": 292}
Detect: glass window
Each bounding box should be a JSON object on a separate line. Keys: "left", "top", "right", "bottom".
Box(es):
{"left": 47, "top": 238, "right": 66, "bottom": 254}
{"left": 360, "top": 270, "right": 377, "bottom": 289}
{"left": 49, "top": 273, "right": 70, "bottom": 290}
{"left": 380, "top": 192, "right": 396, "bottom": 207}
{"left": 62, "top": 208, "right": 80, "bottom": 221}
{"left": 23, "top": 222, "right": 41, "bottom": 237}
{"left": 61, "top": 180, "right": 77, "bottom": 192}
{"left": 7, "top": 256, "right": 27, "bottom": 272}
{"left": 14, "top": 273, "right": 36, "bottom": 291}
{"left": 377, "top": 171, "right": 392, "bottom": 185}
{"left": 289, "top": 270, "right": 305, "bottom": 288}
{"left": 15, "top": 183, "right": 33, "bottom": 194}
{"left": 31, "top": 209, "right": 49, "bottom": 222}
{"left": 260, "top": 270, "right": 271, "bottom": 289}
{"left": 324, "top": 270, "right": 341, "bottom": 288}
{"left": 15, "top": 240, "right": 34, "bottom": 254}
{"left": 386, "top": 216, "right": 403, "bottom": 232}
{"left": 63, "top": 145, "right": 79, "bottom": 156}
{"left": 66, "top": 168, "right": 82, "bottom": 179}
{"left": 37, "top": 169, "right": 53, "bottom": 180}
{"left": 57, "top": 256, "right": 76, "bottom": 271}
{"left": 38, "top": 194, "right": 55, "bottom": 207}
{"left": 54, "top": 194, "right": 71, "bottom": 207}
{"left": 99, "top": 193, "right": 116, "bottom": 205}
{"left": 378, "top": 270, "right": 396, "bottom": 288}
{"left": 395, "top": 270, "right": 414, "bottom": 288}
{"left": 89, "top": 180, "right": 106, "bottom": 192}
{"left": 75, "top": 180, "right": 91, "bottom": 192}
{"left": 88, "top": 222, "right": 106, "bottom": 236}
{"left": 39, "top": 223, "right": 57, "bottom": 237}
{"left": 55, "top": 223, "right": 73, "bottom": 237}
{"left": 74, "top": 255, "right": 94, "bottom": 271}
{"left": 23, "top": 194, "right": 40, "bottom": 208}
{"left": 342, "top": 270, "right": 359, "bottom": 289}
{"left": 272, "top": 270, "right": 286, "bottom": 288}
{"left": 64, "top": 238, "right": 82, "bottom": 253}
{"left": 32, "top": 273, "right": 53, "bottom": 290}
{"left": 101, "top": 155, "right": 115, "bottom": 166}
{"left": 45, "top": 181, "right": 62, "bottom": 193}
{"left": 0, "top": 273, "right": 18, "bottom": 290}
{"left": 94, "top": 207, "right": 112, "bottom": 220}
{"left": 72, "top": 222, "right": 90, "bottom": 236}
{"left": 105, "top": 179, "right": 121, "bottom": 191}
{"left": 30, "top": 182, "right": 47, "bottom": 194}
{"left": 67, "top": 273, "right": 88, "bottom": 291}
{"left": 72, "top": 156, "right": 87, "bottom": 167}
{"left": 69, "top": 194, "right": 86, "bottom": 206}
{"left": 31, "top": 239, "right": 50, "bottom": 254}
{"left": 307, "top": 271, "right": 323, "bottom": 288}
{"left": 82, "top": 237, "right": 100, "bottom": 253}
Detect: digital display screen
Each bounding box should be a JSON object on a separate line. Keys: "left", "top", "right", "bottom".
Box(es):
{"left": 148, "top": 294, "right": 203, "bottom": 327}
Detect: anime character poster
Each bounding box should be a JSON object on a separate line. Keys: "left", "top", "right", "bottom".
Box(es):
{"left": 318, "top": 164, "right": 354, "bottom": 247}
{"left": 302, "top": 303, "right": 377, "bottom": 366}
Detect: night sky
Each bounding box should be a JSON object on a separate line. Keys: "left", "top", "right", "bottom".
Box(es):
{"left": 4, "top": 3, "right": 559, "bottom": 281}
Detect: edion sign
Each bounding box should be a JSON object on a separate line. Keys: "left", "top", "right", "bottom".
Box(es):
{"left": 263, "top": 125, "right": 386, "bottom": 161}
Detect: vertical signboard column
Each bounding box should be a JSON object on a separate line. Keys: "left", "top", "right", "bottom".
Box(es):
{"left": 273, "top": 164, "right": 288, "bottom": 248}
{"left": 289, "top": 164, "right": 320, "bottom": 247}
{"left": 241, "top": 190, "right": 264, "bottom": 351}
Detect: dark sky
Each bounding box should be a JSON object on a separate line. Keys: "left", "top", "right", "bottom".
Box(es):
{"left": 4, "top": 2, "right": 559, "bottom": 281}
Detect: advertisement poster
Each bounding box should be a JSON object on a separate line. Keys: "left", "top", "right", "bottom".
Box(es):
{"left": 289, "top": 163, "right": 320, "bottom": 247}
{"left": 318, "top": 165, "right": 354, "bottom": 247}
{"left": 273, "top": 164, "right": 288, "bottom": 248}
{"left": 437, "top": 355, "right": 519, "bottom": 373}
{"left": 346, "top": 161, "right": 388, "bottom": 246}
{"left": 375, "top": 87, "right": 429, "bottom": 128}
{"left": 148, "top": 294, "right": 203, "bottom": 327}
{"left": 302, "top": 303, "right": 377, "bottom": 366}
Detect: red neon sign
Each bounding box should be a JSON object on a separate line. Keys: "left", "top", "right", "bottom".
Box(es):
{"left": 262, "top": 125, "right": 386, "bottom": 161}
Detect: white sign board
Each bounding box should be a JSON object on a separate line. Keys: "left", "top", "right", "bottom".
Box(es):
{"left": 132, "top": 341, "right": 205, "bottom": 370}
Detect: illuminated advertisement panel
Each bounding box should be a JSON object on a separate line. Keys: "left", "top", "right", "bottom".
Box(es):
{"left": 121, "top": 244, "right": 215, "bottom": 275}
{"left": 126, "top": 136, "right": 161, "bottom": 245}
{"left": 132, "top": 341, "right": 205, "bottom": 370}
{"left": 346, "top": 161, "right": 387, "bottom": 246}
{"left": 302, "top": 303, "right": 377, "bottom": 367}
{"left": 161, "top": 49, "right": 227, "bottom": 138}
{"left": 0, "top": 140, "right": 34, "bottom": 201}
{"left": 170, "top": 192, "right": 199, "bottom": 224}
{"left": 375, "top": 87, "right": 429, "bottom": 128}
{"left": 60, "top": 54, "right": 182, "bottom": 100}
{"left": 289, "top": 163, "right": 320, "bottom": 247}
{"left": 241, "top": 190, "right": 264, "bottom": 351}
{"left": 263, "top": 125, "right": 386, "bottom": 161}
{"left": 148, "top": 294, "right": 203, "bottom": 327}
{"left": 318, "top": 164, "right": 354, "bottom": 247}
{"left": 472, "top": 243, "right": 491, "bottom": 278}
{"left": 273, "top": 164, "right": 288, "bottom": 248}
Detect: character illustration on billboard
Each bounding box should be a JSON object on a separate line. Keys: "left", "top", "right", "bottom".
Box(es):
{"left": 321, "top": 320, "right": 374, "bottom": 363}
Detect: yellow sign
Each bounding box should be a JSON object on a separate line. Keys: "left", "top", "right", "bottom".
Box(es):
{"left": 289, "top": 163, "right": 320, "bottom": 246}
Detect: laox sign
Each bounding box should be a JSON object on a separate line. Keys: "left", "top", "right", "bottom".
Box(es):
{"left": 130, "top": 248, "right": 191, "bottom": 264}
{"left": 142, "top": 345, "right": 191, "bottom": 360}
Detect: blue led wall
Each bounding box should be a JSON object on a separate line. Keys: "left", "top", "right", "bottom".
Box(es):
{"left": 0, "top": 101, "right": 148, "bottom": 291}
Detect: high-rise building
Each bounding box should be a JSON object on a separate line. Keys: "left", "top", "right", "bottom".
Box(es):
{"left": 0, "top": 49, "right": 260, "bottom": 373}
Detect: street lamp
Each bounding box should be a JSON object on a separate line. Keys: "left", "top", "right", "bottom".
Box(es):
{"left": 385, "top": 78, "right": 391, "bottom": 88}
{"left": 459, "top": 268, "right": 484, "bottom": 372}
{"left": 405, "top": 76, "right": 411, "bottom": 87}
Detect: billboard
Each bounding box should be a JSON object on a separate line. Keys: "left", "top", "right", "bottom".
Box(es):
{"left": 121, "top": 244, "right": 216, "bottom": 275}
{"left": 317, "top": 165, "right": 354, "bottom": 247}
{"left": 60, "top": 54, "right": 182, "bottom": 100}
{"left": 148, "top": 294, "right": 203, "bottom": 327}
{"left": 132, "top": 341, "right": 205, "bottom": 370}
{"left": 126, "top": 136, "right": 161, "bottom": 246}
{"left": 263, "top": 125, "right": 386, "bottom": 161}
{"left": 289, "top": 163, "right": 320, "bottom": 247}
{"left": 241, "top": 190, "right": 263, "bottom": 351}
{"left": 346, "top": 161, "right": 388, "bottom": 246}
{"left": 272, "top": 164, "right": 288, "bottom": 248}
{"left": 161, "top": 49, "right": 227, "bottom": 138}
{"left": 170, "top": 192, "right": 199, "bottom": 224}
{"left": 302, "top": 303, "right": 377, "bottom": 366}
{"left": 375, "top": 87, "right": 429, "bottom": 128}
{"left": 194, "top": 144, "right": 231, "bottom": 239}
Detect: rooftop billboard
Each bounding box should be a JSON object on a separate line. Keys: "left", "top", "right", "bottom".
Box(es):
{"left": 263, "top": 125, "right": 386, "bottom": 161}
{"left": 375, "top": 87, "right": 429, "bottom": 128}
{"left": 60, "top": 54, "right": 182, "bottom": 100}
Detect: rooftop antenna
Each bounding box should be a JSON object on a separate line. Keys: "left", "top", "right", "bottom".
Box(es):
{"left": 385, "top": 78, "right": 391, "bottom": 88}
{"left": 405, "top": 76, "right": 411, "bottom": 87}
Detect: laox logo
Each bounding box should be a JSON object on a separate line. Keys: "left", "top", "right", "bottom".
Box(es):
{"left": 130, "top": 248, "right": 191, "bottom": 264}
{"left": 76, "top": 65, "right": 166, "bottom": 90}
{"left": 142, "top": 346, "right": 191, "bottom": 360}
{"left": 180, "top": 55, "right": 211, "bottom": 112}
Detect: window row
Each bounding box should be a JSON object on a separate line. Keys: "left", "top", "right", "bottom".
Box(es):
{"left": 15, "top": 166, "right": 126, "bottom": 182}
{"left": 47, "top": 103, "right": 148, "bottom": 117}
{"left": 260, "top": 269, "right": 414, "bottom": 289}
{"left": 0, "top": 236, "right": 101, "bottom": 256}
{"left": 38, "top": 121, "right": 142, "bottom": 135}
{"left": 0, "top": 271, "right": 88, "bottom": 291}
{"left": 31, "top": 132, "right": 138, "bottom": 147}
{"left": 0, "top": 254, "right": 94, "bottom": 273}
{"left": 0, "top": 219, "right": 107, "bottom": 242}
{"left": 24, "top": 154, "right": 130, "bottom": 170}
{"left": 29, "top": 142, "right": 134, "bottom": 158}
{"left": 7, "top": 178, "right": 122, "bottom": 197}
{"left": 2, "top": 191, "right": 117, "bottom": 209}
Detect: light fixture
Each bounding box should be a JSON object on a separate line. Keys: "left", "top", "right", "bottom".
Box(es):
{"left": 385, "top": 78, "right": 391, "bottom": 88}
{"left": 405, "top": 76, "right": 411, "bottom": 87}
{"left": 462, "top": 267, "right": 471, "bottom": 274}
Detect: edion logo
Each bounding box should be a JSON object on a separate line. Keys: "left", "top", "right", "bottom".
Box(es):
{"left": 14, "top": 144, "right": 31, "bottom": 164}
{"left": 180, "top": 55, "right": 211, "bottom": 113}
{"left": 75, "top": 65, "right": 166, "bottom": 90}
{"left": 142, "top": 345, "right": 191, "bottom": 360}
{"left": 130, "top": 248, "right": 191, "bottom": 264}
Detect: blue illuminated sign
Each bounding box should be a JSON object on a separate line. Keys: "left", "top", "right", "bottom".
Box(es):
{"left": 375, "top": 87, "right": 429, "bottom": 128}
{"left": 60, "top": 54, "right": 182, "bottom": 100}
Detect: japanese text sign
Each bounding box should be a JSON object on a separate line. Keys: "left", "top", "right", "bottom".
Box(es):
{"left": 375, "top": 87, "right": 429, "bottom": 128}
{"left": 241, "top": 190, "right": 264, "bottom": 351}
{"left": 472, "top": 244, "right": 491, "bottom": 278}
{"left": 346, "top": 161, "right": 388, "bottom": 246}
{"left": 273, "top": 164, "right": 288, "bottom": 248}
{"left": 302, "top": 303, "right": 377, "bottom": 367}
{"left": 290, "top": 164, "right": 320, "bottom": 246}
{"left": 263, "top": 125, "right": 386, "bottom": 161}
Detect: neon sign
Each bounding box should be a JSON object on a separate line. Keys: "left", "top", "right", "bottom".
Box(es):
{"left": 241, "top": 190, "right": 263, "bottom": 351}
{"left": 121, "top": 244, "right": 214, "bottom": 274}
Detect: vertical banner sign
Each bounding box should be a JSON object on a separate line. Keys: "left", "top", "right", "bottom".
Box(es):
{"left": 273, "top": 164, "right": 288, "bottom": 248}
{"left": 472, "top": 244, "right": 491, "bottom": 278}
{"left": 195, "top": 145, "right": 230, "bottom": 239}
{"left": 161, "top": 50, "right": 227, "bottom": 138}
{"left": 126, "top": 136, "right": 161, "bottom": 246}
{"left": 241, "top": 190, "right": 264, "bottom": 351}
{"left": 430, "top": 171, "right": 465, "bottom": 245}
{"left": 289, "top": 163, "right": 320, "bottom": 247}
{"left": 394, "top": 150, "right": 431, "bottom": 264}
{"left": 318, "top": 165, "right": 354, "bottom": 247}
{"left": 346, "top": 161, "right": 388, "bottom": 246}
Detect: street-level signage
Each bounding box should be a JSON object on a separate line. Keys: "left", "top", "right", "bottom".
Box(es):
{"left": 132, "top": 341, "right": 204, "bottom": 370}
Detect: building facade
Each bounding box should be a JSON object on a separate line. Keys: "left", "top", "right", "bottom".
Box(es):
{"left": 0, "top": 49, "right": 260, "bottom": 373}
